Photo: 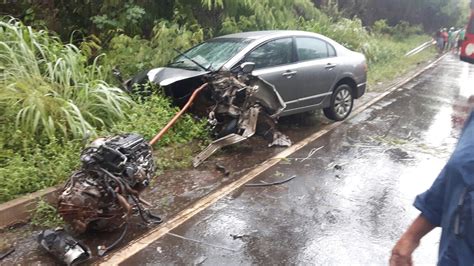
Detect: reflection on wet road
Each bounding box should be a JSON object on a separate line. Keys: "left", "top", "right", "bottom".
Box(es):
{"left": 124, "top": 55, "right": 474, "bottom": 265}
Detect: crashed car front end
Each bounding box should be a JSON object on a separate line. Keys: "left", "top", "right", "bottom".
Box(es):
{"left": 192, "top": 70, "right": 291, "bottom": 166}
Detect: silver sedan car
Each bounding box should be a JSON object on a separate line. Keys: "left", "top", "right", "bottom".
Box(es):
{"left": 132, "top": 30, "right": 367, "bottom": 121}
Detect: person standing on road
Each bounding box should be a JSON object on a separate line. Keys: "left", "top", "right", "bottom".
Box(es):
{"left": 448, "top": 27, "right": 457, "bottom": 52}
{"left": 435, "top": 29, "right": 445, "bottom": 53}
{"left": 458, "top": 28, "right": 466, "bottom": 54}
{"left": 442, "top": 28, "right": 449, "bottom": 52}
{"left": 390, "top": 111, "right": 474, "bottom": 265}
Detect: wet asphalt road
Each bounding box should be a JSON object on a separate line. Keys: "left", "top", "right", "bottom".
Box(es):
{"left": 122, "top": 54, "right": 474, "bottom": 265}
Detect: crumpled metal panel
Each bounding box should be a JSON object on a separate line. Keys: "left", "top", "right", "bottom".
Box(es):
{"left": 193, "top": 71, "right": 292, "bottom": 167}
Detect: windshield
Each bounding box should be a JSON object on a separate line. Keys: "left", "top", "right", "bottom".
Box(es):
{"left": 168, "top": 38, "right": 252, "bottom": 71}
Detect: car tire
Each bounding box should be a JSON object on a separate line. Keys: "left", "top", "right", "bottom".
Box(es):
{"left": 323, "top": 84, "right": 354, "bottom": 121}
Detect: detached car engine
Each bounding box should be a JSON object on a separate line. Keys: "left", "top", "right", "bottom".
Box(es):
{"left": 58, "top": 133, "right": 157, "bottom": 234}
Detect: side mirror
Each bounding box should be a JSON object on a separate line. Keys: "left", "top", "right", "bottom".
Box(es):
{"left": 240, "top": 62, "right": 255, "bottom": 74}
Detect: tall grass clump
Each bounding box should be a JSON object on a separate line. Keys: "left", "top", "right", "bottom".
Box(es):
{"left": 0, "top": 18, "right": 131, "bottom": 140}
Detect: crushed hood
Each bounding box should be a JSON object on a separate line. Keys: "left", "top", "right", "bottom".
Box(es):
{"left": 147, "top": 67, "right": 209, "bottom": 86}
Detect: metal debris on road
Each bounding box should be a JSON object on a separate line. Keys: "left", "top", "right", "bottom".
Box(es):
{"left": 300, "top": 146, "right": 324, "bottom": 162}
{"left": 215, "top": 163, "right": 230, "bottom": 176}
{"left": 166, "top": 232, "right": 237, "bottom": 252}
{"left": 193, "top": 71, "right": 291, "bottom": 167}
{"left": 37, "top": 229, "right": 90, "bottom": 265}
{"left": 0, "top": 247, "right": 15, "bottom": 261}
{"left": 245, "top": 175, "right": 297, "bottom": 187}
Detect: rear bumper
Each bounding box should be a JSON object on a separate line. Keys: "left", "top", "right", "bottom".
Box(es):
{"left": 355, "top": 82, "right": 366, "bottom": 99}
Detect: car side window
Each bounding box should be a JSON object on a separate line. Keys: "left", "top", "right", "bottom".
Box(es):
{"left": 245, "top": 38, "right": 293, "bottom": 69}
{"left": 327, "top": 43, "right": 336, "bottom": 57}
{"left": 295, "top": 37, "right": 330, "bottom": 61}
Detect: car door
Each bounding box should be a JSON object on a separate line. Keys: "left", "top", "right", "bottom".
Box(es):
{"left": 244, "top": 38, "right": 300, "bottom": 110}
{"left": 293, "top": 37, "right": 340, "bottom": 107}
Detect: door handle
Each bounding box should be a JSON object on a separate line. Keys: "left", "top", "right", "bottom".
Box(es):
{"left": 282, "top": 71, "right": 297, "bottom": 77}
{"left": 325, "top": 63, "right": 337, "bottom": 69}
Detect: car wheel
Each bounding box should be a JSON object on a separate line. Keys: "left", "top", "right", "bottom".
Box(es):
{"left": 323, "top": 84, "right": 353, "bottom": 121}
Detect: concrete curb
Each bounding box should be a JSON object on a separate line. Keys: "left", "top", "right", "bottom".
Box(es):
{"left": 0, "top": 53, "right": 447, "bottom": 230}
{"left": 0, "top": 186, "right": 62, "bottom": 229}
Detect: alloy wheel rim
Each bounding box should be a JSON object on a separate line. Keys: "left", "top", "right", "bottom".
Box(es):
{"left": 334, "top": 89, "right": 352, "bottom": 117}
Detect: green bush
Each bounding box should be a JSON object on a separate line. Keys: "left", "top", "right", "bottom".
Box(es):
{"left": 373, "top": 19, "right": 394, "bottom": 35}
{"left": 106, "top": 89, "right": 208, "bottom": 147}
{"left": 30, "top": 199, "right": 64, "bottom": 228}
{"left": 104, "top": 19, "right": 204, "bottom": 78}
{"left": 0, "top": 135, "right": 81, "bottom": 202}
{"left": 0, "top": 19, "right": 132, "bottom": 140}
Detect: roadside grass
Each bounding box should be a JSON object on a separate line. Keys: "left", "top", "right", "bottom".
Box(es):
{"left": 30, "top": 199, "right": 64, "bottom": 228}
{"left": 368, "top": 36, "right": 437, "bottom": 88}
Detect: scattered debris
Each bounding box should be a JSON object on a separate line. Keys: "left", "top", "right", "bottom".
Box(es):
{"left": 194, "top": 255, "right": 208, "bottom": 265}
{"left": 300, "top": 146, "right": 324, "bottom": 162}
{"left": 37, "top": 229, "right": 90, "bottom": 265}
{"left": 326, "top": 162, "right": 348, "bottom": 170}
{"left": 386, "top": 147, "right": 413, "bottom": 160}
{"left": 230, "top": 234, "right": 244, "bottom": 240}
{"left": 0, "top": 247, "right": 15, "bottom": 261}
{"left": 230, "top": 234, "right": 251, "bottom": 240}
{"left": 215, "top": 163, "right": 230, "bottom": 176}
{"left": 274, "top": 171, "right": 285, "bottom": 177}
{"left": 193, "top": 71, "right": 291, "bottom": 167}
{"left": 167, "top": 232, "right": 237, "bottom": 252}
{"left": 245, "top": 175, "right": 297, "bottom": 187}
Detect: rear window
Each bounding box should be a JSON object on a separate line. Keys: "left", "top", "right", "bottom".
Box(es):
{"left": 296, "top": 37, "right": 333, "bottom": 61}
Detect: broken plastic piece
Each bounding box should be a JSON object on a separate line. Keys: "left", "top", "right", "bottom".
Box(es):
{"left": 37, "top": 229, "right": 90, "bottom": 265}
{"left": 193, "top": 134, "right": 247, "bottom": 167}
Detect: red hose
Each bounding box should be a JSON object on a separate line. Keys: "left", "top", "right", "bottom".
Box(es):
{"left": 149, "top": 83, "right": 208, "bottom": 146}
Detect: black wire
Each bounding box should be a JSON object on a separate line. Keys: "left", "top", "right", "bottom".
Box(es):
{"left": 97, "top": 223, "right": 128, "bottom": 257}
{"left": 130, "top": 195, "right": 150, "bottom": 223}
{"left": 245, "top": 175, "right": 297, "bottom": 187}
{"left": 0, "top": 248, "right": 15, "bottom": 261}
{"left": 130, "top": 195, "right": 162, "bottom": 225}
{"left": 99, "top": 168, "right": 126, "bottom": 194}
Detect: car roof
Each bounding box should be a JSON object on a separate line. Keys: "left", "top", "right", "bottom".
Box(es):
{"left": 213, "top": 30, "right": 327, "bottom": 40}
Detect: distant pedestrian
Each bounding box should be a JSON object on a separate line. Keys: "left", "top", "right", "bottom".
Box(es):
{"left": 442, "top": 28, "right": 449, "bottom": 51}
{"left": 435, "top": 29, "right": 445, "bottom": 53}
{"left": 390, "top": 111, "right": 474, "bottom": 265}
{"left": 458, "top": 28, "right": 466, "bottom": 54}
{"left": 448, "top": 27, "right": 457, "bottom": 52}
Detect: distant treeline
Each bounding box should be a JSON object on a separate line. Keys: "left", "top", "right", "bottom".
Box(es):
{"left": 0, "top": 0, "right": 470, "bottom": 41}
{"left": 314, "top": 0, "right": 470, "bottom": 30}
